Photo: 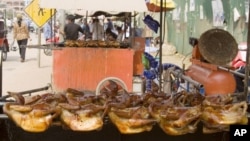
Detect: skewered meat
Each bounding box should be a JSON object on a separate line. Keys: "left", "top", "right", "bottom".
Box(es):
{"left": 63, "top": 39, "right": 122, "bottom": 48}
{"left": 158, "top": 118, "right": 200, "bottom": 136}
{"left": 86, "top": 40, "right": 98, "bottom": 47}
{"left": 172, "top": 91, "right": 204, "bottom": 106}
{"left": 75, "top": 40, "right": 85, "bottom": 47}
{"left": 202, "top": 94, "right": 233, "bottom": 106}
{"left": 3, "top": 93, "right": 60, "bottom": 132}
{"left": 53, "top": 88, "right": 106, "bottom": 131}
{"left": 64, "top": 40, "right": 76, "bottom": 47}
{"left": 3, "top": 93, "right": 63, "bottom": 132}
{"left": 4, "top": 85, "right": 247, "bottom": 135}
{"left": 108, "top": 106, "right": 156, "bottom": 134}
{"left": 107, "top": 41, "right": 120, "bottom": 48}
{"left": 148, "top": 91, "right": 202, "bottom": 136}
{"left": 202, "top": 101, "right": 248, "bottom": 125}
{"left": 201, "top": 94, "right": 248, "bottom": 133}
{"left": 65, "top": 88, "right": 98, "bottom": 106}
{"left": 59, "top": 103, "right": 105, "bottom": 131}
{"left": 98, "top": 81, "right": 156, "bottom": 134}
{"left": 4, "top": 102, "right": 60, "bottom": 133}
{"left": 98, "top": 41, "right": 108, "bottom": 47}
{"left": 149, "top": 101, "right": 201, "bottom": 135}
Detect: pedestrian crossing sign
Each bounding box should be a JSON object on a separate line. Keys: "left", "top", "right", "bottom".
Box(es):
{"left": 24, "top": 0, "right": 56, "bottom": 27}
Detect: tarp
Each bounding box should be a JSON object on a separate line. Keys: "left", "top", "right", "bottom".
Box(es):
{"left": 39, "top": 0, "right": 148, "bottom": 12}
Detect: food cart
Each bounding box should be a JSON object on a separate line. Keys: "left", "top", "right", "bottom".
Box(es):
{"left": 52, "top": 38, "right": 145, "bottom": 93}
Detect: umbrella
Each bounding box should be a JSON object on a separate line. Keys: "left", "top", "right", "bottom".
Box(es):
{"left": 145, "top": 0, "right": 176, "bottom": 12}
{"left": 39, "top": 0, "right": 148, "bottom": 12}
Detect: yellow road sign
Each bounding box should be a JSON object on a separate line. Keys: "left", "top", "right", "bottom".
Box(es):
{"left": 24, "top": 0, "right": 56, "bottom": 27}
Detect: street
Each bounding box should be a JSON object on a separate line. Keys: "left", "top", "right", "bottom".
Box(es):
{"left": 1, "top": 31, "right": 53, "bottom": 96}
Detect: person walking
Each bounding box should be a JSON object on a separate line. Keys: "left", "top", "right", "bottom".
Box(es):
{"left": 13, "top": 14, "right": 30, "bottom": 62}
{"left": 43, "top": 20, "right": 54, "bottom": 42}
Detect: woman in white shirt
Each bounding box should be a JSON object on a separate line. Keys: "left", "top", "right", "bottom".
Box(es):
{"left": 91, "top": 19, "right": 104, "bottom": 40}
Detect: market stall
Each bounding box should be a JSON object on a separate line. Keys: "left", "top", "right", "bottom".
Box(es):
{"left": 52, "top": 37, "right": 145, "bottom": 93}
{"left": 38, "top": 0, "right": 176, "bottom": 93}
{"left": 0, "top": 0, "right": 249, "bottom": 141}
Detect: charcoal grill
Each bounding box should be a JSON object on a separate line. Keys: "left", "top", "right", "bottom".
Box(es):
{"left": 0, "top": 85, "right": 235, "bottom": 141}
{"left": 0, "top": 119, "right": 229, "bottom": 141}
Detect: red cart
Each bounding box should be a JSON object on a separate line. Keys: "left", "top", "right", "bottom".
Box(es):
{"left": 52, "top": 37, "right": 145, "bottom": 94}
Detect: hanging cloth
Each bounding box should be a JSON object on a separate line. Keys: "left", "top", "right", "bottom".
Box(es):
{"left": 143, "top": 15, "right": 160, "bottom": 33}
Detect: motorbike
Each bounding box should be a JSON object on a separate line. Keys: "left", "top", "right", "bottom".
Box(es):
{"left": 0, "top": 20, "right": 10, "bottom": 61}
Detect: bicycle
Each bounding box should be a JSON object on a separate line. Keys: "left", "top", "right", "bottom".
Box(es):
{"left": 44, "top": 36, "right": 59, "bottom": 56}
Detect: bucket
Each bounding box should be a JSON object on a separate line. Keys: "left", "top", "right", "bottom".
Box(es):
{"left": 132, "top": 76, "right": 143, "bottom": 94}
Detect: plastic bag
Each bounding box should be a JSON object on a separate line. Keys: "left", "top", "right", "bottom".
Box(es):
{"left": 143, "top": 15, "right": 160, "bottom": 33}
{"left": 142, "top": 54, "right": 150, "bottom": 70}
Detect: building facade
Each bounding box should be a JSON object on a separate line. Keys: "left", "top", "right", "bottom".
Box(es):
{"left": 0, "top": 0, "right": 26, "bottom": 11}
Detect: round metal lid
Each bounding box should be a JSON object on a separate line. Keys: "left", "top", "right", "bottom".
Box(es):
{"left": 198, "top": 28, "right": 238, "bottom": 66}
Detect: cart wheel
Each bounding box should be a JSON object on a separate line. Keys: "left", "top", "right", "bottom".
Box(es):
{"left": 2, "top": 44, "right": 8, "bottom": 61}
{"left": 44, "top": 48, "right": 52, "bottom": 56}
{"left": 95, "top": 77, "right": 128, "bottom": 95}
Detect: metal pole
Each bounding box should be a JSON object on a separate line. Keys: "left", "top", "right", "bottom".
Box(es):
{"left": 158, "top": 0, "right": 163, "bottom": 92}
{"left": 0, "top": 84, "right": 50, "bottom": 100}
{"left": 38, "top": 28, "right": 41, "bottom": 68}
{"left": 170, "top": 70, "right": 203, "bottom": 88}
{"left": 244, "top": 2, "right": 250, "bottom": 101}
{"left": 218, "top": 66, "right": 249, "bottom": 78}
{"left": 0, "top": 49, "right": 2, "bottom": 97}
{"left": 50, "top": 9, "right": 53, "bottom": 41}
{"left": 58, "top": 10, "right": 65, "bottom": 43}
{"left": 4, "top": 9, "right": 7, "bottom": 29}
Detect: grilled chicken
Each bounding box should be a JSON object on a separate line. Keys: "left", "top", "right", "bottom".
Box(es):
{"left": 3, "top": 92, "right": 62, "bottom": 132}
{"left": 3, "top": 102, "right": 60, "bottom": 132}
{"left": 59, "top": 103, "right": 105, "bottom": 131}
{"left": 108, "top": 106, "right": 156, "bottom": 134}
{"left": 201, "top": 95, "right": 248, "bottom": 133}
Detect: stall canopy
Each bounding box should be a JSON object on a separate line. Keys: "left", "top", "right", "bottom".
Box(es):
{"left": 39, "top": 0, "right": 148, "bottom": 12}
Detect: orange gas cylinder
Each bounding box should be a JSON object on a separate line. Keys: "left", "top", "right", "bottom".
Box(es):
{"left": 186, "top": 64, "right": 236, "bottom": 96}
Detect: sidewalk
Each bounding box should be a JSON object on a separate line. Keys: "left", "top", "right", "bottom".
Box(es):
{"left": 2, "top": 32, "right": 53, "bottom": 95}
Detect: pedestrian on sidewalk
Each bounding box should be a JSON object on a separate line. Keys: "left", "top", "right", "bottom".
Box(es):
{"left": 13, "top": 14, "right": 30, "bottom": 62}
{"left": 43, "top": 20, "right": 54, "bottom": 42}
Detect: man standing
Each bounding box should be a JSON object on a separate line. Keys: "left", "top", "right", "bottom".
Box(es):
{"left": 107, "top": 18, "right": 114, "bottom": 30}
{"left": 63, "top": 14, "right": 84, "bottom": 40}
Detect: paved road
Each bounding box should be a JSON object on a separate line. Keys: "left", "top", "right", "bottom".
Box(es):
{"left": 1, "top": 32, "right": 191, "bottom": 96}
{"left": 1, "top": 31, "right": 53, "bottom": 96}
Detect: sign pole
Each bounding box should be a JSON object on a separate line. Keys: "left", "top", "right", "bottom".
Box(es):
{"left": 38, "top": 28, "right": 41, "bottom": 67}
{"left": 0, "top": 49, "right": 2, "bottom": 97}
{"left": 24, "top": 0, "right": 56, "bottom": 68}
